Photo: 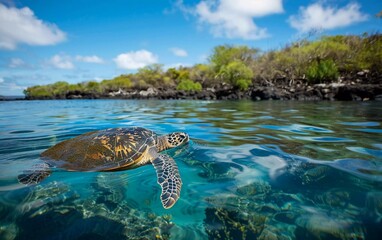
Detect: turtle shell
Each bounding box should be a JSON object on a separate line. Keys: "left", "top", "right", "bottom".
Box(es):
{"left": 41, "top": 127, "right": 157, "bottom": 171}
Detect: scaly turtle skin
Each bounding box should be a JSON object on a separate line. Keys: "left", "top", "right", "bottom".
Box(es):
{"left": 18, "top": 127, "right": 189, "bottom": 209}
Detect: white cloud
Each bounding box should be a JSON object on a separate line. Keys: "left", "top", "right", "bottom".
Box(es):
{"left": 288, "top": 3, "right": 368, "bottom": 32}
{"left": 93, "top": 77, "right": 104, "bottom": 82}
{"left": 75, "top": 55, "right": 104, "bottom": 63}
{"left": 170, "top": 47, "right": 188, "bottom": 57}
{"left": 194, "top": 0, "right": 283, "bottom": 40}
{"left": 0, "top": 77, "right": 26, "bottom": 96}
{"left": 113, "top": 50, "right": 158, "bottom": 70}
{"left": 49, "top": 54, "right": 74, "bottom": 69}
{"left": 7, "top": 82, "right": 25, "bottom": 90}
{"left": 0, "top": 3, "right": 66, "bottom": 50}
{"left": 46, "top": 54, "right": 104, "bottom": 69}
{"left": 9, "top": 58, "right": 25, "bottom": 68}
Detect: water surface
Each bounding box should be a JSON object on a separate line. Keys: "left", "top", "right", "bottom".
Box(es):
{"left": 0, "top": 100, "right": 381, "bottom": 239}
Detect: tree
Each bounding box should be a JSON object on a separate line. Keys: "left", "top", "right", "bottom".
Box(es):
{"left": 101, "top": 75, "right": 132, "bottom": 91}
{"left": 356, "top": 33, "right": 382, "bottom": 72}
{"left": 209, "top": 45, "right": 258, "bottom": 72}
{"left": 136, "top": 64, "right": 167, "bottom": 87}
{"left": 24, "top": 85, "right": 53, "bottom": 98}
{"left": 306, "top": 59, "right": 339, "bottom": 83}
{"left": 51, "top": 81, "right": 70, "bottom": 97}
{"left": 208, "top": 45, "right": 258, "bottom": 89}
{"left": 189, "top": 64, "right": 215, "bottom": 87}
{"left": 176, "top": 79, "right": 202, "bottom": 92}
{"left": 166, "top": 67, "right": 180, "bottom": 80}
{"left": 84, "top": 81, "right": 101, "bottom": 93}
{"left": 218, "top": 61, "right": 254, "bottom": 90}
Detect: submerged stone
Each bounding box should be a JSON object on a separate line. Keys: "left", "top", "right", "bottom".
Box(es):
{"left": 204, "top": 207, "right": 266, "bottom": 240}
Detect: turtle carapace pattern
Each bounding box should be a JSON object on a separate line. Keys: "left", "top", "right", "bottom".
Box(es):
{"left": 18, "top": 127, "right": 189, "bottom": 209}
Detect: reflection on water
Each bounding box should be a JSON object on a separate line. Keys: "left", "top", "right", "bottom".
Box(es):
{"left": 0, "top": 100, "right": 381, "bottom": 239}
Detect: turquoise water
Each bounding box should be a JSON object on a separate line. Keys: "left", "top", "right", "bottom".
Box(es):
{"left": 0, "top": 100, "right": 382, "bottom": 240}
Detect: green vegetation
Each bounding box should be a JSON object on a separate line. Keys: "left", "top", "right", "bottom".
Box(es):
{"left": 24, "top": 33, "right": 382, "bottom": 98}
{"left": 218, "top": 61, "right": 254, "bottom": 90}
{"left": 176, "top": 79, "right": 202, "bottom": 92}
{"left": 306, "top": 59, "right": 339, "bottom": 83}
{"left": 101, "top": 75, "right": 132, "bottom": 91}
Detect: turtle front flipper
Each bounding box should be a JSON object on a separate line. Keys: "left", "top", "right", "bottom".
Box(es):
{"left": 152, "top": 154, "right": 182, "bottom": 209}
{"left": 18, "top": 163, "right": 51, "bottom": 185}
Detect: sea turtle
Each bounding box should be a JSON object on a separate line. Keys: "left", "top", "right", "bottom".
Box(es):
{"left": 18, "top": 127, "right": 189, "bottom": 209}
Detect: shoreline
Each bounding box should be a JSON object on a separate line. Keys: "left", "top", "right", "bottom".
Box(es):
{"left": 15, "top": 82, "right": 382, "bottom": 102}
{"left": 17, "top": 34, "right": 382, "bottom": 102}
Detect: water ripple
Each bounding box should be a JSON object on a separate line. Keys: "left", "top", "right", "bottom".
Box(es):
{"left": 347, "top": 147, "right": 382, "bottom": 158}
{"left": 259, "top": 124, "right": 333, "bottom": 135}
{"left": 293, "top": 136, "right": 355, "bottom": 142}
{"left": 340, "top": 121, "right": 380, "bottom": 127}
{"left": 350, "top": 128, "right": 382, "bottom": 134}
{"left": 0, "top": 100, "right": 382, "bottom": 239}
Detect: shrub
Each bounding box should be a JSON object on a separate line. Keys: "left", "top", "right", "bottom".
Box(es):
{"left": 208, "top": 46, "right": 256, "bottom": 89}
{"left": 24, "top": 85, "right": 53, "bottom": 98}
{"left": 68, "top": 83, "right": 84, "bottom": 92}
{"left": 209, "top": 45, "right": 258, "bottom": 72}
{"left": 356, "top": 33, "right": 382, "bottom": 72}
{"left": 101, "top": 75, "right": 132, "bottom": 91}
{"left": 189, "top": 64, "right": 215, "bottom": 87}
{"left": 166, "top": 68, "right": 180, "bottom": 80}
{"left": 306, "top": 59, "right": 339, "bottom": 83}
{"left": 176, "top": 79, "right": 202, "bottom": 92}
{"left": 219, "top": 61, "right": 254, "bottom": 90}
{"left": 236, "top": 79, "right": 251, "bottom": 91}
{"left": 136, "top": 64, "right": 166, "bottom": 87}
{"left": 84, "top": 81, "right": 101, "bottom": 93}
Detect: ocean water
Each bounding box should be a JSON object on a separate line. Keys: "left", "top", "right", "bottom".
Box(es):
{"left": 0, "top": 100, "right": 381, "bottom": 240}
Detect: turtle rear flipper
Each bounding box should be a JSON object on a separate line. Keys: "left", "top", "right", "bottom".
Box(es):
{"left": 18, "top": 163, "right": 51, "bottom": 185}
{"left": 152, "top": 154, "right": 182, "bottom": 209}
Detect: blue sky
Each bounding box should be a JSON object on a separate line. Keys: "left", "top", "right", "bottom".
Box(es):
{"left": 0, "top": 0, "right": 381, "bottom": 95}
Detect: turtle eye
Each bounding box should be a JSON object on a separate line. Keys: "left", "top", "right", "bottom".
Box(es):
{"left": 167, "top": 133, "right": 188, "bottom": 147}
{"left": 178, "top": 133, "right": 189, "bottom": 143}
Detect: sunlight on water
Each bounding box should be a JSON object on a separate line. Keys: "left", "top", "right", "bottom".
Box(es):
{"left": 0, "top": 100, "right": 381, "bottom": 239}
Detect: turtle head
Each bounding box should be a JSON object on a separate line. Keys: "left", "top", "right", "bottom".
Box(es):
{"left": 157, "top": 132, "right": 189, "bottom": 151}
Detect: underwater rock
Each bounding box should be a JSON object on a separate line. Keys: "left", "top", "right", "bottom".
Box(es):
{"left": 203, "top": 176, "right": 373, "bottom": 240}
{"left": 365, "top": 192, "right": 382, "bottom": 222}
{"left": 204, "top": 207, "right": 266, "bottom": 240}
{"left": 16, "top": 207, "right": 127, "bottom": 240}
{"left": 295, "top": 208, "right": 366, "bottom": 240}
{"left": 314, "top": 189, "right": 351, "bottom": 208}
{"left": 170, "top": 224, "right": 209, "bottom": 239}
{"left": 270, "top": 192, "right": 305, "bottom": 210}
{"left": 0, "top": 223, "right": 18, "bottom": 240}
{"left": 236, "top": 181, "right": 271, "bottom": 197}
{"left": 258, "top": 225, "right": 293, "bottom": 240}
{"left": 198, "top": 162, "right": 243, "bottom": 182}
{"left": 204, "top": 180, "right": 305, "bottom": 239}
{"left": 11, "top": 180, "right": 175, "bottom": 240}
{"left": 19, "top": 181, "right": 79, "bottom": 216}
{"left": 273, "top": 211, "right": 298, "bottom": 225}
{"left": 16, "top": 198, "right": 174, "bottom": 240}
{"left": 91, "top": 173, "right": 127, "bottom": 211}
{"left": 300, "top": 165, "right": 331, "bottom": 185}
{"left": 275, "top": 161, "right": 334, "bottom": 188}
{"left": 180, "top": 147, "right": 229, "bottom": 182}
